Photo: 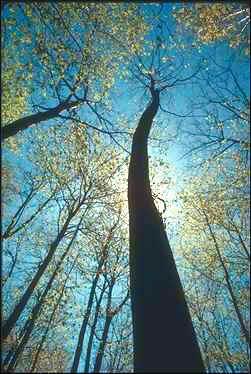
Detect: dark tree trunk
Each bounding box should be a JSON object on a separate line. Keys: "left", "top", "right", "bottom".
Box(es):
{"left": 2, "top": 207, "right": 77, "bottom": 340}
{"left": 84, "top": 280, "right": 107, "bottom": 373}
{"left": 30, "top": 253, "right": 77, "bottom": 372}
{"left": 30, "top": 288, "right": 64, "bottom": 372}
{"left": 2, "top": 184, "right": 38, "bottom": 239}
{"left": 71, "top": 270, "right": 101, "bottom": 373}
{"left": 5, "top": 224, "right": 80, "bottom": 371}
{"left": 71, "top": 222, "right": 117, "bottom": 373}
{"left": 94, "top": 316, "right": 113, "bottom": 373}
{"left": 128, "top": 81, "right": 205, "bottom": 372}
{"left": 3, "top": 188, "right": 57, "bottom": 240}
{"left": 203, "top": 210, "right": 250, "bottom": 346}
{"left": 7, "top": 303, "right": 40, "bottom": 371}
{"left": 2, "top": 336, "right": 20, "bottom": 369}
{"left": 93, "top": 280, "right": 115, "bottom": 373}
{"left": 2, "top": 99, "right": 78, "bottom": 140}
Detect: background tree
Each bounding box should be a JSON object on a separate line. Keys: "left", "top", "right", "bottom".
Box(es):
{"left": 174, "top": 3, "right": 250, "bottom": 55}
{"left": 177, "top": 151, "right": 250, "bottom": 372}
{"left": 2, "top": 3, "right": 148, "bottom": 141}
{"left": 2, "top": 3, "right": 249, "bottom": 373}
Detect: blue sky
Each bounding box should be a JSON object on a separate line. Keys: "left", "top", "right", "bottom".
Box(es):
{"left": 2, "top": 3, "right": 250, "bottom": 372}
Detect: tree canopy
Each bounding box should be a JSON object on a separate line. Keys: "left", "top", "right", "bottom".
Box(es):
{"left": 2, "top": 3, "right": 250, "bottom": 373}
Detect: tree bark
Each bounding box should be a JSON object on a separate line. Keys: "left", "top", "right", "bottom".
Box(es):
{"left": 2, "top": 99, "right": 79, "bottom": 140}
{"left": 128, "top": 80, "right": 205, "bottom": 372}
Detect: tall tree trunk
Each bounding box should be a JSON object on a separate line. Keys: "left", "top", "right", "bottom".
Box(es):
{"left": 30, "top": 253, "right": 77, "bottom": 372}
{"left": 71, "top": 221, "right": 118, "bottom": 373}
{"left": 93, "top": 279, "right": 115, "bottom": 373}
{"left": 29, "top": 288, "right": 65, "bottom": 373}
{"left": 2, "top": 99, "right": 79, "bottom": 140}
{"left": 71, "top": 268, "right": 103, "bottom": 373}
{"left": 84, "top": 279, "right": 107, "bottom": 373}
{"left": 93, "top": 283, "right": 129, "bottom": 373}
{"left": 2, "top": 205, "right": 78, "bottom": 340}
{"left": 128, "top": 80, "right": 205, "bottom": 372}
{"left": 5, "top": 224, "right": 80, "bottom": 371}
{"left": 7, "top": 301, "right": 42, "bottom": 372}
{"left": 203, "top": 210, "right": 250, "bottom": 346}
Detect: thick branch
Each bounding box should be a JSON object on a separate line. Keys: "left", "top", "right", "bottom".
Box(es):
{"left": 2, "top": 99, "right": 79, "bottom": 140}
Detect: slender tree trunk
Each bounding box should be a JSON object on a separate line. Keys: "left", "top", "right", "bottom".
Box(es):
{"left": 2, "top": 99, "right": 79, "bottom": 140}
{"left": 114, "top": 346, "right": 122, "bottom": 373}
{"left": 107, "top": 337, "right": 119, "bottom": 373}
{"left": 128, "top": 80, "right": 205, "bottom": 372}
{"left": 30, "top": 288, "right": 64, "bottom": 372}
{"left": 2, "top": 206, "right": 78, "bottom": 340}
{"left": 71, "top": 270, "right": 101, "bottom": 373}
{"left": 2, "top": 248, "right": 18, "bottom": 286}
{"left": 84, "top": 279, "right": 107, "bottom": 373}
{"left": 2, "top": 185, "right": 37, "bottom": 239}
{"left": 93, "top": 280, "right": 114, "bottom": 373}
{"left": 7, "top": 303, "right": 41, "bottom": 371}
{"left": 204, "top": 210, "right": 250, "bottom": 346}
{"left": 30, "top": 253, "right": 77, "bottom": 372}
{"left": 3, "top": 302, "right": 37, "bottom": 368}
{"left": 195, "top": 309, "right": 211, "bottom": 372}
{"left": 5, "top": 224, "right": 80, "bottom": 371}
{"left": 3, "top": 335, "right": 20, "bottom": 369}
{"left": 94, "top": 316, "right": 113, "bottom": 373}
{"left": 71, "top": 222, "right": 118, "bottom": 373}
{"left": 3, "top": 188, "right": 57, "bottom": 239}
{"left": 227, "top": 220, "right": 250, "bottom": 261}
{"left": 93, "top": 282, "right": 129, "bottom": 373}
